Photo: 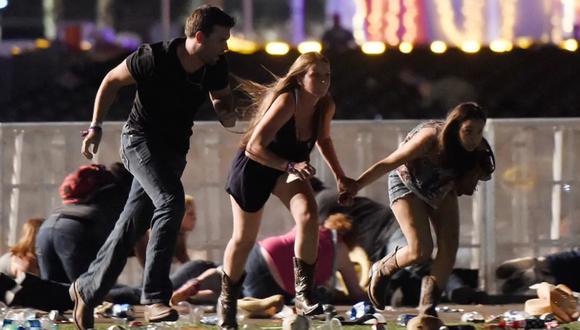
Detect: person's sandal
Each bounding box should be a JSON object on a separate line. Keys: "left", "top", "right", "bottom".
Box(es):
{"left": 144, "top": 303, "right": 179, "bottom": 323}
{"left": 170, "top": 279, "right": 200, "bottom": 305}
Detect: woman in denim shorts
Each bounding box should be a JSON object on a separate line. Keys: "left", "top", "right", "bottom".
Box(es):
{"left": 346, "top": 102, "right": 495, "bottom": 316}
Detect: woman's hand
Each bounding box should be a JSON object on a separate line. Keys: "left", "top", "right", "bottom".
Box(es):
{"left": 337, "top": 176, "right": 357, "bottom": 195}
{"left": 336, "top": 176, "right": 357, "bottom": 206}
{"left": 288, "top": 161, "right": 316, "bottom": 181}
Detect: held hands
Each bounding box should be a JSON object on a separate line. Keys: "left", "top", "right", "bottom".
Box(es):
{"left": 337, "top": 176, "right": 358, "bottom": 206}
{"left": 81, "top": 126, "right": 103, "bottom": 160}
{"left": 287, "top": 161, "right": 316, "bottom": 181}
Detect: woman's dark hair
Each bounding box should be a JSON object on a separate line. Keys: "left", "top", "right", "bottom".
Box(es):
{"left": 184, "top": 5, "right": 235, "bottom": 38}
{"left": 437, "top": 102, "right": 487, "bottom": 176}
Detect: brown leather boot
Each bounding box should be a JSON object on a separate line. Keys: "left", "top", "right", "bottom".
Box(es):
{"left": 418, "top": 275, "right": 442, "bottom": 317}
{"left": 368, "top": 249, "right": 400, "bottom": 310}
{"left": 293, "top": 257, "right": 323, "bottom": 316}
{"left": 217, "top": 270, "right": 245, "bottom": 330}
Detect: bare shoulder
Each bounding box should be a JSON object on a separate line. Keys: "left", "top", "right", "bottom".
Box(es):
{"left": 414, "top": 126, "right": 438, "bottom": 142}
{"left": 275, "top": 91, "right": 294, "bottom": 106}
{"left": 325, "top": 94, "right": 336, "bottom": 107}
{"left": 318, "top": 95, "right": 336, "bottom": 117}
{"left": 266, "top": 91, "right": 295, "bottom": 119}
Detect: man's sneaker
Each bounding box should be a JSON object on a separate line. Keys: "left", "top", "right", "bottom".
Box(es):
{"left": 68, "top": 280, "right": 94, "bottom": 330}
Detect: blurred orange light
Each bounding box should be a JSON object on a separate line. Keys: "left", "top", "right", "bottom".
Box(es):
{"left": 265, "top": 42, "right": 290, "bottom": 56}
{"left": 35, "top": 38, "right": 51, "bottom": 49}
{"left": 561, "top": 39, "right": 578, "bottom": 51}
{"left": 399, "top": 42, "right": 413, "bottom": 53}
{"left": 515, "top": 37, "right": 533, "bottom": 49}
{"left": 489, "top": 39, "right": 513, "bottom": 53}
{"left": 430, "top": 41, "right": 447, "bottom": 54}
{"left": 361, "top": 41, "right": 386, "bottom": 55}
{"left": 80, "top": 41, "right": 92, "bottom": 51}
{"left": 461, "top": 40, "right": 481, "bottom": 53}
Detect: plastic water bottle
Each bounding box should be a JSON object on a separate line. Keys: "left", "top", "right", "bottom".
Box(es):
{"left": 2, "top": 319, "right": 42, "bottom": 330}
{"left": 350, "top": 301, "right": 374, "bottom": 320}
{"left": 176, "top": 301, "right": 193, "bottom": 323}
{"left": 461, "top": 311, "right": 485, "bottom": 323}
{"left": 396, "top": 314, "right": 417, "bottom": 326}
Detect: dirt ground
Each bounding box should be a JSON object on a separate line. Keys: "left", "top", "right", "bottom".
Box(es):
{"left": 55, "top": 303, "right": 578, "bottom": 329}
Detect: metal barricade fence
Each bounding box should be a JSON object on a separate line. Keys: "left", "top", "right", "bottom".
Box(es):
{"left": 1, "top": 119, "right": 578, "bottom": 291}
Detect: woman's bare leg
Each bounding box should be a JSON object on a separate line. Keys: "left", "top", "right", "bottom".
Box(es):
{"left": 272, "top": 178, "right": 319, "bottom": 264}
{"left": 272, "top": 177, "right": 322, "bottom": 315}
{"left": 390, "top": 195, "right": 434, "bottom": 267}
{"left": 222, "top": 197, "right": 263, "bottom": 281}
{"left": 427, "top": 193, "right": 460, "bottom": 288}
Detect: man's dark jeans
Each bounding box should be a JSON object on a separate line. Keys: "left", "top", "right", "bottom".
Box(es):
{"left": 77, "top": 125, "right": 187, "bottom": 306}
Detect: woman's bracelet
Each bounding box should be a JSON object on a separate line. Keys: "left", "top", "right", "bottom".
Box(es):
{"left": 286, "top": 161, "right": 296, "bottom": 173}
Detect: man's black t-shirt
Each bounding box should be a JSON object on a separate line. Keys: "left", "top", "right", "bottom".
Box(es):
{"left": 125, "top": 38, "right": 228, "bottom": 154}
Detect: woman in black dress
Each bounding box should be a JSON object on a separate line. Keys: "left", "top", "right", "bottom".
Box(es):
{"left": 218, "top": 52, "right": 355, "bottom": 329}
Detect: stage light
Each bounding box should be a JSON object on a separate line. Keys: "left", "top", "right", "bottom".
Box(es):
{"left": 35, "top": 38, "right": 51, "bottom": 49}
{"left": 297, "top": 41, "right": 322, "bottom": 54}
{"left": 461, "top": 40, "right": 480, "bottom": 53}
{"left": 11, "top": 46, "right": 21, "bottom": 56}
{"left": 489, "top": 39, "right": 513, "bottom": 53}
{"left": 430, "top": 41, "right": 447, "bottom": 54}
{"left": 361, "top": 41, "right": 386, "bottom": 55}
{"left": 515, "top": 37, "right": 533, "bottom": 49}
{"left": 399, "top": 42, "right": 413, "bottom": 53}
{"left": 227, "top": 36, "right": 259, "bottom": 55}
{"left": 265, "top": 42, "right": 290, "bottom": 56}
{"left": 561, "top": 39, "right": 578, "bottom": 51}
{"left": 0, "top": 0, "right": 8, "bottom": 10}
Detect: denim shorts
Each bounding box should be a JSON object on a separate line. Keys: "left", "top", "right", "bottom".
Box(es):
{"left": 387, "top": 170, "right": 413, "bottom": 206}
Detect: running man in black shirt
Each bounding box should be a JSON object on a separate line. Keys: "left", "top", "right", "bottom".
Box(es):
{"left": 70, "top": 6, "right": 236, "bottom": 329}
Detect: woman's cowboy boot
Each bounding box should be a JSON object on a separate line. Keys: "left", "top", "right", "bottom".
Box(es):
{"left": 418, "top": 275, "right": 442, "bottom": 317}
{"left": 368, "top": 249, "right": 400, "bottom": 310}
{"left": 217, "top": 270, "right": 246, "bottom": 330}
{"left": 293, "top": 257, "right": 323, "bottom": 316}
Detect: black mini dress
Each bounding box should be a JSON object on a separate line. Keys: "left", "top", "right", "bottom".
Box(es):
{"left": 225, "top": 92, "right": 320, "bottom": 212}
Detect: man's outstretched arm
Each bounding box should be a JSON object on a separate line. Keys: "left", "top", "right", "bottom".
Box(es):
{"left": 82, "top": 61, "right": 136, "bottom": 159}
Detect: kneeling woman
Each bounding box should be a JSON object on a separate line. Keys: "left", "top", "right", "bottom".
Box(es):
{"left": 242, "top": 213, "right": 366, "bottom": 305}
{"left": 219, "top": 52, "right": 355, "bottom": 329}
